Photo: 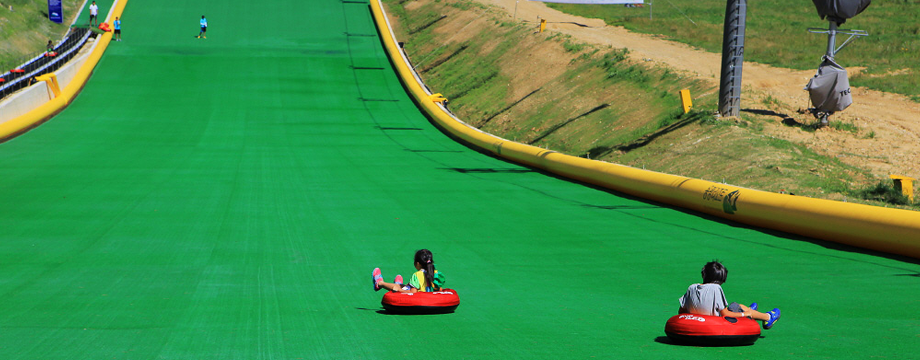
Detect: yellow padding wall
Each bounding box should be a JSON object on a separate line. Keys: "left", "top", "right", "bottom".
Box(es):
{"left": 0, "top": 0, "right": 129, "bottom": 140}
{"left": 369, "top": 0, "right": 920, "bottom": 259}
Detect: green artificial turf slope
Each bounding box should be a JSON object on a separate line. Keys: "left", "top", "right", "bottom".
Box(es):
{"left": 0, "top": 0, "right": 917, "bottom": 358}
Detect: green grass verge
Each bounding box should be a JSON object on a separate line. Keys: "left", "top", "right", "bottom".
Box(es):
{"left": 384, "top": 0, "right": 912, "bottom": 208}
{"left": 0, "top": 0, "right": 82, "bottom": 72}
{"left": 852, "top": 181, "right": 914, "bottom": 206}
{"left": 547, "top": 0, "right": 920, "bottom": 102}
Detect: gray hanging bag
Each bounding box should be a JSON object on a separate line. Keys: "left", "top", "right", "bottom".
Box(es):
{"left": 805, "top": 57, "right": 852, "bottom": 113}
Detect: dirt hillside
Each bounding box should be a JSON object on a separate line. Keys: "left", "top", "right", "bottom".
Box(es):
{"left": 474, "top": 0, "right": 920, "bottom": 179}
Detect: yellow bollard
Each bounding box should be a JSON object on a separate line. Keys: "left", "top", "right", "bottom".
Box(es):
{"left": 35, "top": 73, "right": 61, "bottom": 99}
{"left": 679, "top": 89, "right": 693, "bottom": 114}
{"left": 890, "top": 175, "right": 916, "bottom": 202}
{"left": 540, "top": 18, "right": 546, "bottom": 33}
{"left": 429, "top": 93, "right": 448, "bottom": 104}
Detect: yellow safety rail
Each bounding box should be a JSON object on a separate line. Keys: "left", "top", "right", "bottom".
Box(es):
{"left": 369, "top": 0, "right": 920, "bottom": 259}
{"left": 0, "top": 0, "right": 129, "bottom": 140}
{"left": 35, "top": 74, "right": 62, "bottom": 98}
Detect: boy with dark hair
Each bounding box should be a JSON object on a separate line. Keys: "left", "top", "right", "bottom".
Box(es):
{"left": 678, "top": 260, "right": 781, "bottom": 329}
{"left": 89, "top": 1, "right": 98, "bottom": 27}
{"left": 198, "top": 16, "right": 208, "bottom": 39}
{"left": 113, "top": 17, "right": 121, "bottom": 41}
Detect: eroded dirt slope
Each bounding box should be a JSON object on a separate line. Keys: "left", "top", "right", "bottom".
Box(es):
{"left": 478, "top": 0, "right": 920, "bottom": 179}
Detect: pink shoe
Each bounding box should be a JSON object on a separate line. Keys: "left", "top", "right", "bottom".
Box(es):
{"left": 372, "top": 268, "right": 383, "bottom": 291}
{"left": 395, "top": 275, "right": 403, "bottom": 285}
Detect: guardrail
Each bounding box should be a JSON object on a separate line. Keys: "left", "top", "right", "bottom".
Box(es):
{"left": 0, "top": 0, "right": 128, "bottom": 141}
{"left": 1, "top": 28, "right": 94, "bottom": 101}
{"left": 368, "top": 0, "right": 920, "bottom": 259}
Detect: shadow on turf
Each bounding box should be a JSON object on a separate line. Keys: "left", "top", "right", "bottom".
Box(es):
{"left": 654, "top": 336, "right": 764, "bottom": 347}
{"left": 503, "top": 162, "right": 920, "bottom": 268}
{"left": 442, "top": 167, "right": 536, "bottom": 174}
{"left": 582, "top": 188, "right": 920, "bottom": 271}
{"left": 442, "top": 140, "right": 920, "bottom": 270}
{"left": 355, "top": 307, "right": 451, "bottom": 315}
{"left": 355, "top": 307, "right": 391, "bottom": 315}
{"left": 355, "top": 307, "right": 388, "bottom": 314}
{"left": 517, "top": 164, "right": 920, "bottom": 270}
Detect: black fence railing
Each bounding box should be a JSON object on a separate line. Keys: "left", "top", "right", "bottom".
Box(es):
{"left": 0, "top": 27, "right": 95, "bottom": 101}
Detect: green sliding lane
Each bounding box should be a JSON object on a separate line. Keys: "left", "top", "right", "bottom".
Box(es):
{"left": 0, "top": 0, "right": 918, "bottom": 358}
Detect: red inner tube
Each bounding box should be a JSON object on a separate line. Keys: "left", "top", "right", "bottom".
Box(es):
{"left": 381, "top": 289, "right": 459, "bottom": 314}
{"left": 664, "top": 314, "right": 761, "bottom": 346}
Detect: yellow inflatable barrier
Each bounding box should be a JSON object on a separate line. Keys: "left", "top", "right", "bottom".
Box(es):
{"left": 35, "top": 74, "right": 62, "bottom": 98}
{"left": 0, "top": 0, "right": 130, "bottom": 141}
{"left": 369, "top": 0, "right": 920, "bottom": 259}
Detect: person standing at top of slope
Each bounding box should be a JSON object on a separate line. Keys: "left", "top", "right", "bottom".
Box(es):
{"left": 89, "top": 1, "right": 98, "bottom": 27}
{"left": 198, "top": 15, "right": 208, "bottom": 39}
{"left": 113, "top": 17, "right": 121, "bottom": 41}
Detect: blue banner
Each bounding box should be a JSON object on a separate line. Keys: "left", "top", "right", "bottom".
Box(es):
{"left": 48, "top": 0, "right": 63, "bottom": 24}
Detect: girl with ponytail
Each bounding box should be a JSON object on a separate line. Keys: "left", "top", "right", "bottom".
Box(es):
{"left": 373, "top": 249, "right": 445, "bottom": 293}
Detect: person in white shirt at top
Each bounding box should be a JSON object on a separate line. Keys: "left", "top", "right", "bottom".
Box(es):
{"left": 89, "top": 1, "right": 98, "bottom": 27}
{"left": 198, "top": 16, "right": 208, "bottom": 39}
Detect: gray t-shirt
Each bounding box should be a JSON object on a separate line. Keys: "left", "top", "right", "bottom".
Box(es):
{"left": 679, "top": 283, "right": 728, "bottom": 316}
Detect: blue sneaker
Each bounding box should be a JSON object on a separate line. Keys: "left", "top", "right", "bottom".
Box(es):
{"left": 750, "top": 303, "right": 758, "bottom": 311}
{"left": 764, "top": 308, "right": 781, "bottom": 329}
{"left": 372, "top": 268, "right": 383, "bottom": 291}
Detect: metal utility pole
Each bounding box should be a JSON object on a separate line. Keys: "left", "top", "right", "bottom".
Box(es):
{"left": 717, "top": 0, "right": 747, "bottom": 117}
{"left": 825, "top": 21, "right": 838, "bottom": 60}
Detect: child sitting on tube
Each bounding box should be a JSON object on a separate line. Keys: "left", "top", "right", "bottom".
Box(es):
{"left": 679, "top": 260, "right": 781, "bottom": 329}
{"left": 373, "top": 249, "right": 444, "bottom": 293}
